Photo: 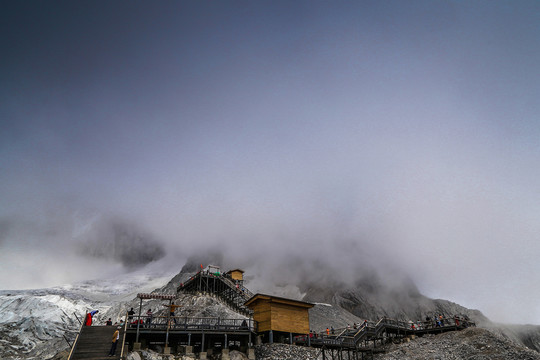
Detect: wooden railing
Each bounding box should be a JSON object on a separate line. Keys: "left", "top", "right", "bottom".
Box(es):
{"left": 127, "top": 314, "right": 257, "bottom": 333}
{"left": 295, "top": 316, "right": 476, "bottom": 349}
{"left": 66, "top": 312, "right": 86, "bottom": 360}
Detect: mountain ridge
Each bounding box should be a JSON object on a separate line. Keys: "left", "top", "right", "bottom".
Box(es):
{"left": 1, "top": 258, "right": 540, "bottom": 359}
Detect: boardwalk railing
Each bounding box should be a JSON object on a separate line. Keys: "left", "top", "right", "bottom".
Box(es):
{"left": 128, "top": 315, "right": 257, "bottom": 333}
{"left": 66, "top": 312, "right": 86, "bottom": 360}
{"left": 295, "top": 316, "right": 476, "bottom": 349}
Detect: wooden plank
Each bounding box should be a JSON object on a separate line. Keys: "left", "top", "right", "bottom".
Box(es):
{"left": 270, "top": 302, "right": 310, "bottom": 334}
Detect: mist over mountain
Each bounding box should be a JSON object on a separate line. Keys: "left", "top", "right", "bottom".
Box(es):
{"left": 2, "top": 254, "right": 540, "bottom": 359}
{"left": 76, "top": 217, "right": 166, "bottom": 269}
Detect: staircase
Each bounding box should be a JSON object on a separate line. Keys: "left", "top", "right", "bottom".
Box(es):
{"left": 69, "top": 326, "right": 122, "bottom": 360}
{"left": 301, "top": 316, "right": 476, "bottom": 351}
{"left": 179, "top": 271, "right": 254, "bottom": 315}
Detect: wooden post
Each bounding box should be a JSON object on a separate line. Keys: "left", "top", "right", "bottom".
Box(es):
{"left": 165, "top": 298, "right": 172, "bottom": 347}
{"left": 202, "top": 330, "right": 205, "bottom": 352}
{"left": 136, "top": 298, "right": 143, "bottom": 343}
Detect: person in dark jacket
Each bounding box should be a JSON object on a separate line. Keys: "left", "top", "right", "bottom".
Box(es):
{"left": 127, "top": 308, "right": 135, "bottom": 322}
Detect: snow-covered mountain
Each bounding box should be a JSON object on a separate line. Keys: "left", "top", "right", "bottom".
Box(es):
{"left": 0, "top": 267, "right": 177, "bottom": 360}
{"left": 2, "top": 257, "right": 540, "bottom": 359}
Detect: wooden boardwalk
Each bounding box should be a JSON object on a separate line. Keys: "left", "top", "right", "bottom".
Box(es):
{"left": 294, "top": 316, "right": 476, "bottom": 359}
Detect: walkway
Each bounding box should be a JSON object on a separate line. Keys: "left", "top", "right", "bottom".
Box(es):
{"left": 178, "top": 270, "right": 254, "bottom": 315}
{"left": 68, "top": 325, "right": 124, "bottom": 360}
{"left": 295, "top": 316, "right": 476, "bottom": 358}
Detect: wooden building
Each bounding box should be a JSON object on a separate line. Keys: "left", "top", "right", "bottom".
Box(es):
{"left": 225, "top": 269, "right": 245, "bottom": 283}
{"left": 245, "top": 294, "right": 314, "bottom": 342}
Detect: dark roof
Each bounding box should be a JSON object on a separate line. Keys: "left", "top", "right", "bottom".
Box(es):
{"left": 225, "top": 268, "right": 245, "bottom": 274}
{"left": 244, "top": 293, "right": 314, "bottom": 308}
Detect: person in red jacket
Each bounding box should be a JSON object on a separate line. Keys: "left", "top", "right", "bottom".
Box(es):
{"left": 85, "top": 310, "right": 99, "bottom": 326}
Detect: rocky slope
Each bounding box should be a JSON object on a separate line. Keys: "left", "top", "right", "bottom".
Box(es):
{"left": 374, "top": 327, "right": 540, "bottom": 360}
{"left": 2, "top": 257, "right": 540, "bottom": 359}
{"left": 122, "top": 329, "right": 540, "bottom": 360}
{"left": 302, "top": 271, "right": 490, "bottom": 328}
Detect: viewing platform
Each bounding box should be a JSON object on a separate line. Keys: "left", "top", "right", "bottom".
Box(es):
{"left": 67, "top": 266, "right": 476, "bottom": 360}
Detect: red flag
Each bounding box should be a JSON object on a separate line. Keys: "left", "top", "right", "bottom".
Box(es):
{"left": 200, "top": 264, "right": 203, "bottom": 269}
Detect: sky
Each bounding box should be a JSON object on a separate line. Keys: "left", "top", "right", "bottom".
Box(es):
{"left": 1, "top": 1, "right": 539, "bottom": 324}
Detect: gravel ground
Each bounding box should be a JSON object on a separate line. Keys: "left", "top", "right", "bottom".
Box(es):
{"left": 255, "top": 343, "right": 322, "bottom": 360}
{"left": 374, "top": 327, "right": 540, "bottom": 360}
{"left": 252, "top": 328, "right": 540, "bottom": 360}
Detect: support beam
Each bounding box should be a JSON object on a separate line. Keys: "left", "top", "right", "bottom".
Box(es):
{"left": 135, "top": 298, "right": 142, "bottom": 343}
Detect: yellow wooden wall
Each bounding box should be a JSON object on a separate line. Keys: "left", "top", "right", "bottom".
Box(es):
{"left": 270, "top": 302, "right": 310, "bottom": 334}
{"left": 229, "top": 270, "right": 243, "bottom": 281}
{"left": 251, "top": 301, "right": 272, "bottom": 332}
{"left": 251, "top": 301, "right": 310, "bottom": 334}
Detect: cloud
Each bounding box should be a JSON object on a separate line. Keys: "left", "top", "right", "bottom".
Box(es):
{"left": 75, "top": 216, "right": 165, "bottom": 269}
{"left": 1, "top": 1, "right": 540, "bottom": 324}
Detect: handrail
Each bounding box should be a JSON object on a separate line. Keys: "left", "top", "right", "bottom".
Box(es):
{"left": 298, "top": 316, "right": 476, "bottom": 349}
{"left": 119, "top": 311, "right": 128, "bottom": 359}
{"left": 73, "top": 312, "right": 82, "bottom": 325}
{"left": 127, "top": 314, "right": 257, "bottom": 332}
{"left": 66, "top": 312, "right": 86, "bottom": 360}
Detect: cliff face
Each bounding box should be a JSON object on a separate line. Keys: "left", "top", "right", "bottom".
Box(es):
{"left": 301, "top": 271, "right": 490, "bottom": 327}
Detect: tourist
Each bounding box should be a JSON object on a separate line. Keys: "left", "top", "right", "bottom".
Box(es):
{"left": 108, "top": 326, "right": 121, "bottom": 357}
{"left": 146, "top": 309, "right": 153, "bottom": 327}
{"left": 163, "top": 301, "right": 181, "bottom": 324}
{"left": 85, "top": 310, "right": 99, "bottom": 326}
{"left": 106, "top": 318, "right": 112, "bottom": 326}
{"left": 127, "top": 308, "right": 135, "bottom": 322}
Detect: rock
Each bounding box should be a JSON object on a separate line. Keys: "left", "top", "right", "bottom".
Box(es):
{"left": 229, "top": 350, "right": 249, "bottom": 360}
{"left": 255, "top": 343, "right": 320, "bottom": 360}
{"left": 127, "top": 352, "right": 142, "bottom": 360}
{"left": 373, "top": 327, "right": 540, "bottom": 360}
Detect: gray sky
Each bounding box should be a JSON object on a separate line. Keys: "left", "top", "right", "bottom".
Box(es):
{"left": 1, "top": 1, "right": 539, "bottom": 324}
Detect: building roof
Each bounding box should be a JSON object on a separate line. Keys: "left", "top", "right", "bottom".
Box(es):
{"left": 225, "top": 268, "right": 245, "bottom": 274}
{"left": 244, "top": 293, "right": 314, "bottom": 309}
